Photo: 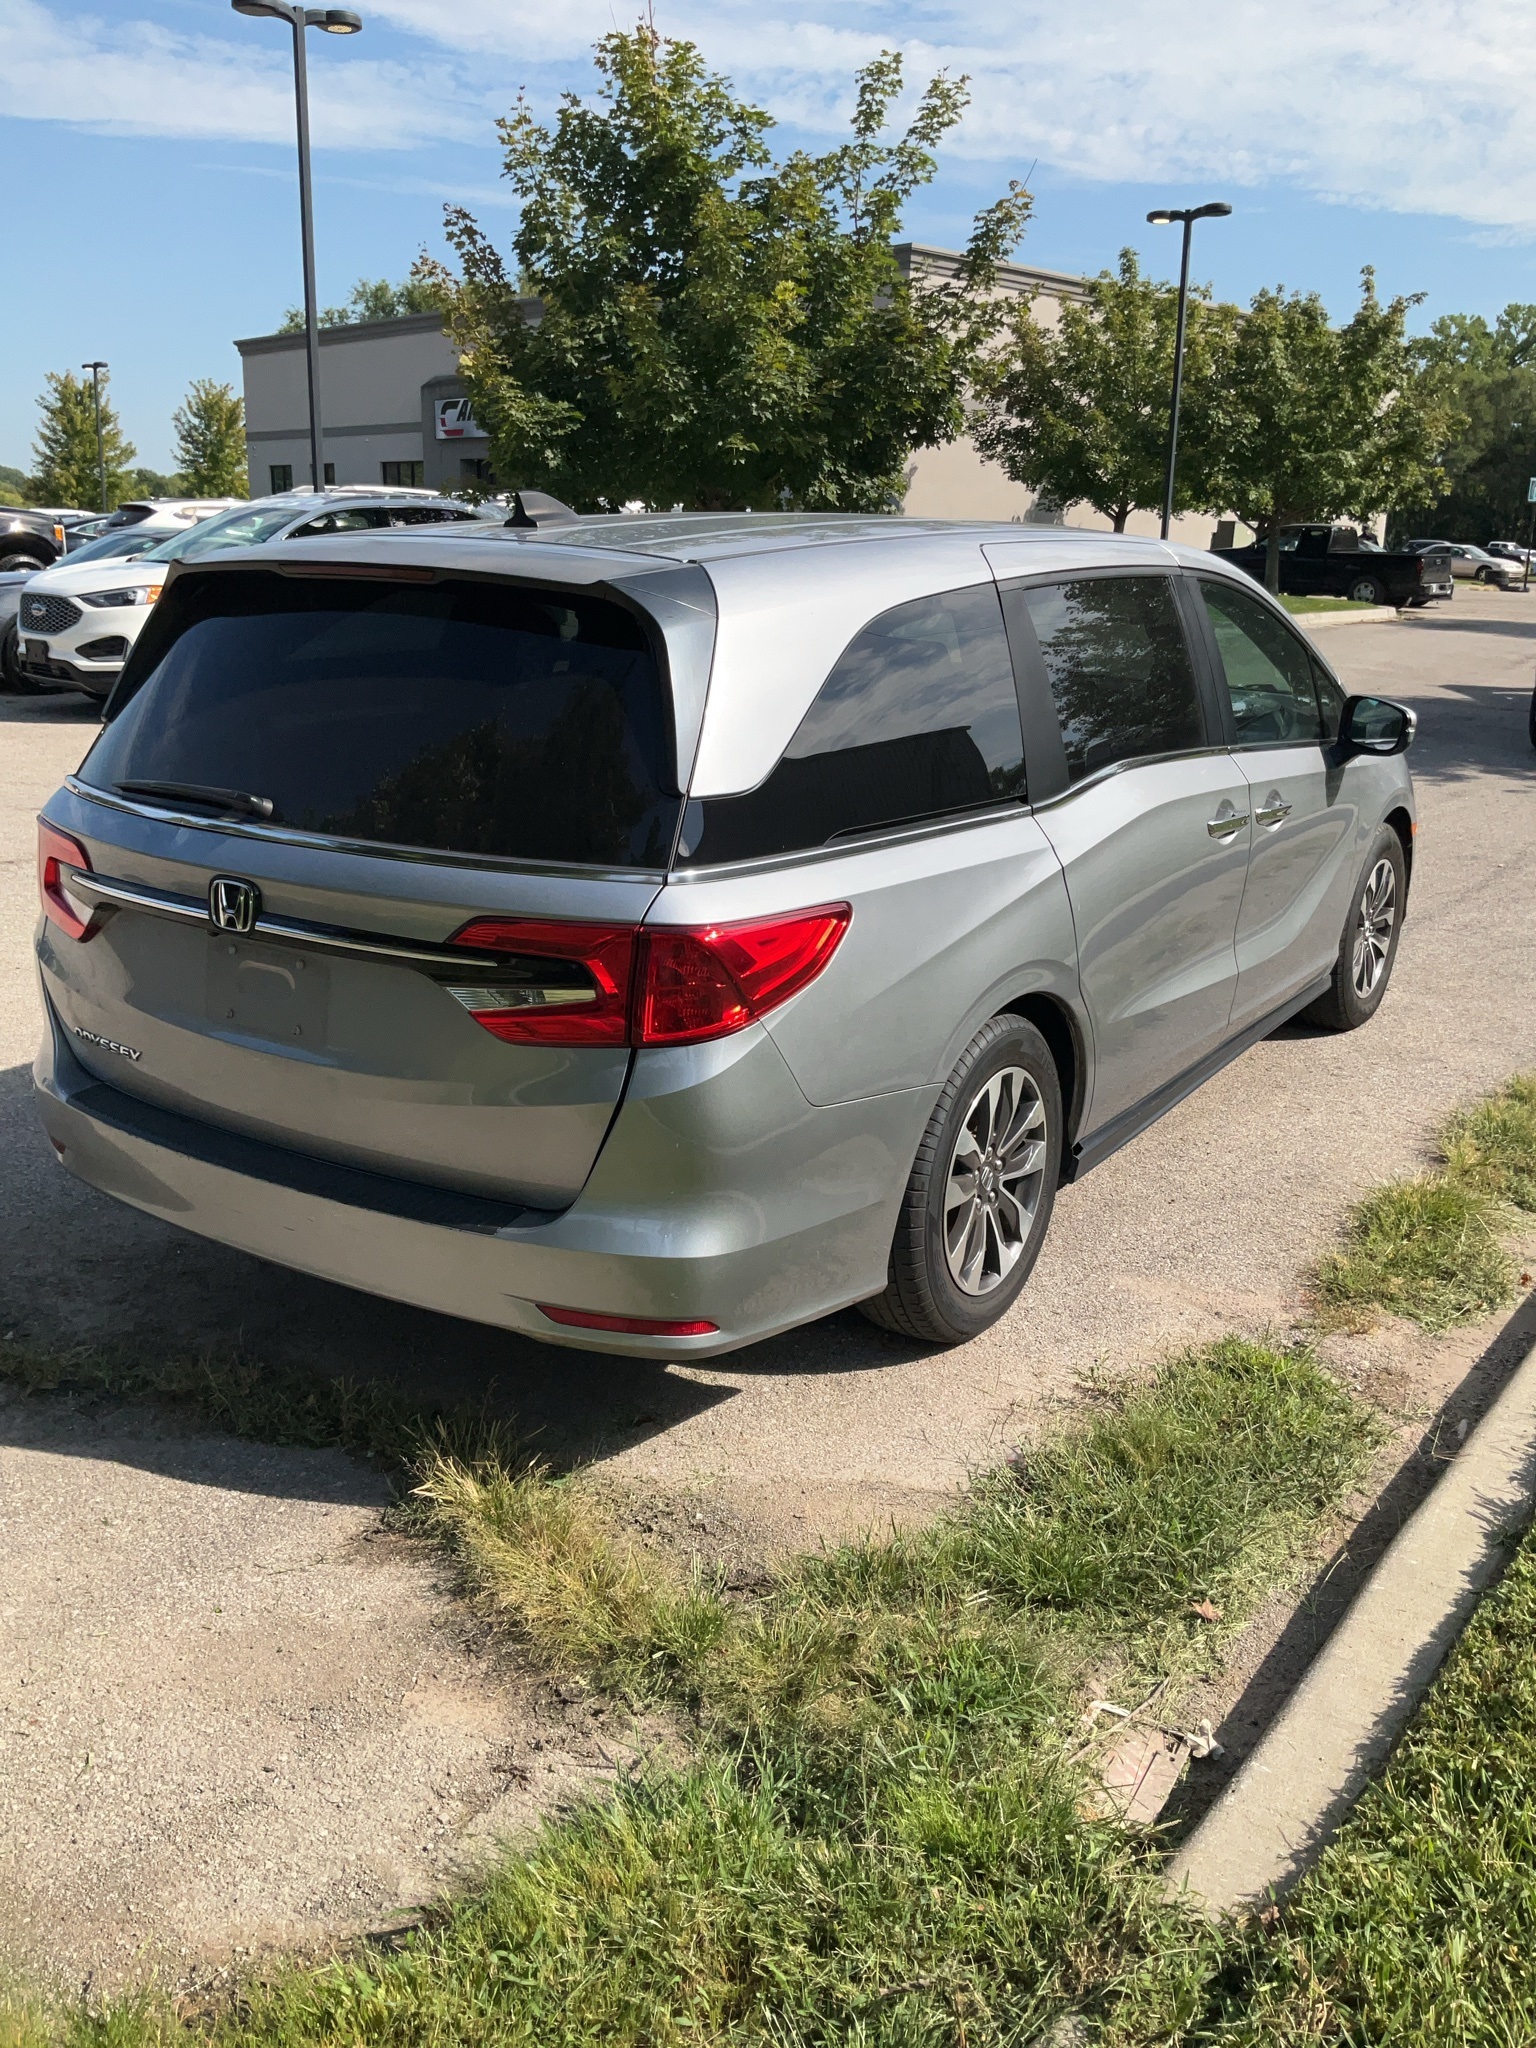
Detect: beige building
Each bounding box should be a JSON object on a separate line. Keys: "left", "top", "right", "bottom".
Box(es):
{"left": 235, "top": 245, "right": 1242, "bottom": 545}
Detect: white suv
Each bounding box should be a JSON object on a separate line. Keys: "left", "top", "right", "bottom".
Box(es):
{"left": 14, "top": 489, "right": 490, "bottom": 699}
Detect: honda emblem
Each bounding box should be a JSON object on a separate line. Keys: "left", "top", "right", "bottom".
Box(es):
{"left": 208, "top": 875, "right": 260, "bottom": 934}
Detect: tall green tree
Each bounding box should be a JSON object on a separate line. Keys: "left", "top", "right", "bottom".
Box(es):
{"left": 1212, "top": 272, "right": 1457, "bottom": 591}
{"left": 1392, "top": 305, "right": 1536, "bottom": 544}
{"left": 971, "top": 248, "right": 1233, "bottom": 530}
{"left": 173, "top": 379, "right": 249, "bottom": 497}
{"left": 427, "top": 29, "right": 1030, "bottom": 512}
{"left": 29, "top": 370, "right": 135, "bottom": 511}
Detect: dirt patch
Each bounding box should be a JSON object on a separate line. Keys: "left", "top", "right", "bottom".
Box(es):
{"left": 0, "top": 1384, "right": 638, "bottom": 1996}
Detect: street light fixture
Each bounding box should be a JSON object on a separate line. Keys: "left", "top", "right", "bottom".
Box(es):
{"left": 82, "top": 360, "right": 109, "bottom": 513}
{"left": 1146, "top": 201, "right": 1232, "bottom": 540}
{"left": 230, "top": 0, "right": 364, "bottom": 492}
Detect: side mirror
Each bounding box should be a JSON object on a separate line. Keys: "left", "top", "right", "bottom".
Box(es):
{"left": 1340, "top": 694, "right": 1415, "bottom": 756}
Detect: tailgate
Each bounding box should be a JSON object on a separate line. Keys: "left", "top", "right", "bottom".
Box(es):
{"left": 39, "top": 563, "right": 682, "bottom": 1208}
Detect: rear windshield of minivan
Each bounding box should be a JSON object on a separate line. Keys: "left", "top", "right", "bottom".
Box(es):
{"left": 81, "top": 569, "right": 682, "bottom": 868}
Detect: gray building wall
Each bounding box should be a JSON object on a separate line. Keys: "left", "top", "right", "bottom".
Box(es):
{"left": 235, "top": 313, "right": 494, "bottom": 494}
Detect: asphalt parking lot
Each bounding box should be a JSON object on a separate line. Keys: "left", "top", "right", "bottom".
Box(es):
{"left": 2, "top": 588, "right": 1534, "bottom": 1979}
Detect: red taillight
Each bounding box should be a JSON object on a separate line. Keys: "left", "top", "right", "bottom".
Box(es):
{"left": 634, "top": 905, "right": 851, "bottom": 1046}
{"left": 37, "top": 820, "right": 95, "bottom": 942}
{"left": 446, "top": 918, "right": 636, "bottom": 1045}
{"left": 445, "top": 904, "right": 850, "bottom": 1049}
{"left": 536, "top": 1303, "right": 718, "bottom": 1337}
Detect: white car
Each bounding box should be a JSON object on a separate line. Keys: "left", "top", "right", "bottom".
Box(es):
{"left": 63, "top": 498, "right": 246, "bottom": 552}
{"left": 13, "top": 488, "right": 490, "bottom": 699}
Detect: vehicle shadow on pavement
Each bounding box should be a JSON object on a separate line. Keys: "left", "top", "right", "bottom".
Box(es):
{"left": 0, "top": 1061, "right": 922, "bottom": 1503}
{"left": 0, "top": 1381, "right": 397, "bottom": 1510}
{"left": 0, "top": 687, "right": 101, "bottom": 727}
{"left": 1401, "top": 613, "right": 1536, "bottom": 642}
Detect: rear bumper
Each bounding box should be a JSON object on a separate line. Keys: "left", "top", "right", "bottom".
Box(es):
{"left": 33, "top": 1002, "right": 928, "bottom": 1358}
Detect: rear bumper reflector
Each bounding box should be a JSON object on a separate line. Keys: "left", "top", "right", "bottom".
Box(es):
{"left": 535, "top": 1302, "right": 719, "bottom": 1337}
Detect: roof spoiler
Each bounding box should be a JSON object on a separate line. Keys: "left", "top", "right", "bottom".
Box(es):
{"left": 505, "top": 491, "right": 580, "bottom": 530}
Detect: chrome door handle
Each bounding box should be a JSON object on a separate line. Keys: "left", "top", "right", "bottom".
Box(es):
{"left": 1207, "top": 811, "right": 1249, "bottom": 839}
{"left": 1255, "top": 800, "right": 1292, "bottom": 828}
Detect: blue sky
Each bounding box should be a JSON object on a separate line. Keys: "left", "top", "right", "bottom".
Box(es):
{"left": 6, "top": 0, "right": 1536, "bottom": 474}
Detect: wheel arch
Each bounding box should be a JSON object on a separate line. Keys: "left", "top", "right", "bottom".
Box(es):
{"left": 1000, "top": 991, "right": 1088, "bottom": 1163}
{"left": 1384, "top": 805, "right": 1414, "bottom": 908}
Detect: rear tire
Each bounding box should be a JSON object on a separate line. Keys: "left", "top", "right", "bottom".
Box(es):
{"left": 860, "top": 1015, "right": 1063, "bottom": 1345}
{"left": 0, "top": 621, "right": 40, "bottom": 695}
{"left": 1302, "top": 827, "right": 1406, "bottom": 1032}
{"left": 1347, "top": 575, "right": 1386, "bottom": 605}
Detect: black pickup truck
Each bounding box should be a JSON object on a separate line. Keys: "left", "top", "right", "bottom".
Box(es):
{"left": 0, "top": 506, "right": 88, "bottom": 573}
{"left": 1213, "top": 525, "right": 1453, "bottom": 609}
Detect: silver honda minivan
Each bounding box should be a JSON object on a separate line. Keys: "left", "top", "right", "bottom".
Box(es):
{"left": 33, "top": 517, "right": 1415, "bottom": 1354}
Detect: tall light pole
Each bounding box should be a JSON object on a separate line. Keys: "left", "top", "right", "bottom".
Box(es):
{"left": 231, "top": 1, "right": 362, "bottom": 491}
{"left": 82, "top": 360, "right": 108, "bottom": 512}
{"left": 1146, "top": 201, "right": 1231, "bottom": 540}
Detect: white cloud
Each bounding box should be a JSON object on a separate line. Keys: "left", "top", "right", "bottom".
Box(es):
{"left": 0, "top": 0, "right": 480, "bottom": 148}
{"left": 367, "top": 0, "right": 1536, "bottom": 231}
{"left": 10, "top": 0, "right": 1536, "bottom": 233}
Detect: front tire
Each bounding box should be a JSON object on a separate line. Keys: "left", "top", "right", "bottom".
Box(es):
{"left": 0, "top": 621, "right": 40, "bottom": 695}
{"left": 1302, "top": 828, "right": 1406, "bottom": 1032}
{"left": 861, "top": 1015, "right": 1062, "bottom": 1345}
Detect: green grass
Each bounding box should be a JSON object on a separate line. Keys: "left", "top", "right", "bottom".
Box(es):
{"left": 1193, "top": 1518, "right": 1536, "bottom": 2045}
{"left": 1279, "top": 595, "right": 1385, "bottom": 614}
{"left": 1313, "top": 1177, "right": 1515, "bottom": 1334}
{"left": 3, "top": 1336, "right": 1376, "bottom": 2047}
{"left": 1442, "top": 1073, "right": 1536, "bottom": 1212}
{"left": 1310, "top": 1074, "right": 1536, "bottom": 1333}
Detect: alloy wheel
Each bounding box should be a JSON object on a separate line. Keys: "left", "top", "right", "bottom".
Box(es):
{"left": 942, "top": 1065, "right": 1049, "bottom": 1296}
{"left": 1351, "top": 857, "right": 1397, "bottom": 998}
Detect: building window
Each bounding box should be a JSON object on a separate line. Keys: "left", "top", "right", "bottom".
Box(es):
{"left": 324, "top": 462, "right": 336, "bottom": 486}
{"left": 269, "top": 464, "right": 293, "bottom": 493}
{"left": 381, "top": 461, "right": 425, "bottom": 488}
{"left": 460, "top": 457, "right": 496, "bottom": 484}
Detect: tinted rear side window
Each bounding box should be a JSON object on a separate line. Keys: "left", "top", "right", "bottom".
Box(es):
{"left": 84, "top": 570, "right": 680, "bottom": 868}
{"left": 679, "top": 584, "right": 1025, "bottom": 865}
{"left": 1022, "top": 575, "right": 1205, "bottom": 783}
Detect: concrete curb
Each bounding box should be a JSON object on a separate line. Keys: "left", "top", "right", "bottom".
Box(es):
{"left": 1293, "top": 606, "right": 1400, "bottom": 630}
{"left": 1164, "top": 1312, "right": 1536, "bottom": 1918}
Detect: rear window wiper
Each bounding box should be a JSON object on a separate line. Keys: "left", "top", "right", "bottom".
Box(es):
{"left": 114, "top": 779, "right": 276, "bottom": 821}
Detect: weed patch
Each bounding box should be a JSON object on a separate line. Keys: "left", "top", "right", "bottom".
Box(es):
{"left": 1442, "top": 1072, "right": 1536, "bottom": 1211}
{"left": 1313, "top": 1177, "right": 1514, "bottom": 1332}
{"left": 5, "top": 1336, "right": 1373, "bottom": 2046}
{"left": 1309, "top": 1072, "right": 1536, "bottom": 1334}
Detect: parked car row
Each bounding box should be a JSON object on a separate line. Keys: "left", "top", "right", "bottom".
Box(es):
{"left": 3, "top": 486, "right": 490, "bottom": 697}
{"left": 1403, "top": 539, "right": 1526, "bottom": 591}
{"left": 33, "top": 511, "right": 1417, "bottom": 1356}
{"left": 1213, "top": 525, "right": 1454, "bottom": 608}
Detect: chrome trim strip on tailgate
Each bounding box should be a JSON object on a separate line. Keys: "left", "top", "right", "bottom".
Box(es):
{"left": 62, "top": 867, "right": 511, "bottom": 969}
